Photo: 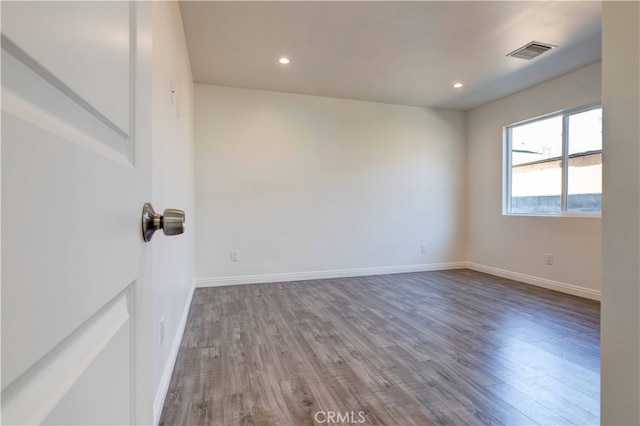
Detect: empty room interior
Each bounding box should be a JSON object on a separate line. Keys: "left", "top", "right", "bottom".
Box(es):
{"left": 2, "top": 1, "right": 640, "bottom": 425}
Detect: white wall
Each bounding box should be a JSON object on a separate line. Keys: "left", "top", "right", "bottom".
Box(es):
{"left": 466, "top": 62, "right": 602, "bottom": 298}
{"left": 195, "top": 85, "right": 466, "bottom": 282}
{"left": 151, "top": 1, "right": 195, "bottom": 422}
{"left": 601, "top": 1, "right": 640, "bottom": 423}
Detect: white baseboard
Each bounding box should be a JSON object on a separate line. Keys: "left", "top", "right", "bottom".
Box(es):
{"left": 465, "top": 262, "right": 601, "bottom": 301}
{"left": 153, "top": 281, "right": 196, "bottom": 425}
{"left": 195, "top": 262, "right": 467, "bottom": 288}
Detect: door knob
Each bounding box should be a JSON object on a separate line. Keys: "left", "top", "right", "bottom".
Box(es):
{"left": 141, "top": 202, "right": 185, "bottom": 242}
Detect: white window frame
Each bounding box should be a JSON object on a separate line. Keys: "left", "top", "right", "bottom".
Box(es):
{"left": 503, "top": 101, "right": 602, "bottom": 218}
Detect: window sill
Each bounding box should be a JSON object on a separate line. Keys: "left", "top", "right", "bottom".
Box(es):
{"left": 503, "top": 212, "right": 601, "bottom": 219}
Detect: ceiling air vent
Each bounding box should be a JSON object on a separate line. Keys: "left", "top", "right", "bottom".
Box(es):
{"left": 507, "top": 41, "right": 557, "bottom": 60}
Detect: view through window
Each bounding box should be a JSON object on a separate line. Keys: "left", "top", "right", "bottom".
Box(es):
{"left": 506, "top": 105, "right": 602, "bottom": 215}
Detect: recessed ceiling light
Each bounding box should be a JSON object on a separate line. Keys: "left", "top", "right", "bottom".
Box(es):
{"left": 279, "top": 57, "right": 290, "bottom": 65}
{"left": 453, "top": 83, "right": 464, "bottom": 89}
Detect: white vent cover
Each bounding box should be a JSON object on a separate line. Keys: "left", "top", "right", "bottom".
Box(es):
{"left": 507, "top": 41, "right": 557, "bottom": 60}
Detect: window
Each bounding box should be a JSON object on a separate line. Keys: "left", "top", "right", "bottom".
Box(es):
{"left": 505, "top": 103, "right": 602, "bottom": 216}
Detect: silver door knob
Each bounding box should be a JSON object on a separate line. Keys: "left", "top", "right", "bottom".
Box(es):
{"left": 141, "top": 202, "right": 185, "bottom": 242}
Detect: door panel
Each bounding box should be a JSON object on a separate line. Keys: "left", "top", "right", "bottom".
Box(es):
{"left": 1, "top": 2, "right": 147, "bottom": 424}
{"left": 42, "top": 321, "right": 131, "bottom": 425}
{"left": 1, "top": 1, "right": 131, "bottom": 131}
{"left": 1, "top": 41, "right": 130, "bottom": 159}
{"left": 2, "top": 292, "right": 131, "bottom": 425}
{"left": 1, "top": 41, "right": 138, "bottom": 389}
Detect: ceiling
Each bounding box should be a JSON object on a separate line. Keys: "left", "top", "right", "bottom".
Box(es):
{"left": 179, "top": 1, "right": 602, "bottom": 111}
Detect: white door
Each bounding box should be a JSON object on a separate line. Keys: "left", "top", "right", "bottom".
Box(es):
{"left": 2, "top": 2, "right": 153, "bottom": 424}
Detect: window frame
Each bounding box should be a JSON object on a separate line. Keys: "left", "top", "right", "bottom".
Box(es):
{"left": 503, "top": 101, "right": 602, "bottom": 218}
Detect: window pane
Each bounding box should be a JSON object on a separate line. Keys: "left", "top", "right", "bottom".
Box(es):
{"left": 510, "top": 115, "right": 563, "bottom": 214}
{"left": 567, "top": 108, "right": 602, "bottom": 212}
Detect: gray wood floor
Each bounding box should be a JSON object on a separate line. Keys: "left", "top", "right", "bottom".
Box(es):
{"left": 159, "top": 269, "right": 600, "bottom": 425}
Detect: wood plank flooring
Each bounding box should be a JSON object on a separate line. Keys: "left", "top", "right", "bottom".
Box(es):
{"left": 159, "top": 269, "right": 600, "bottom": 425}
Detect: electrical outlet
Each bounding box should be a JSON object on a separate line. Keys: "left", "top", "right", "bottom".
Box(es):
{"left": 230, "top": 250, "right": 239, "bottom": 262}
{"left": 421, "top": 244, "right": 427, "bottom": 253}
{"left": 545, "top": 253, "right": 553, "bottom": 265}
{"left": 160, "top": 317, "right": 165, "bottom": 344}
